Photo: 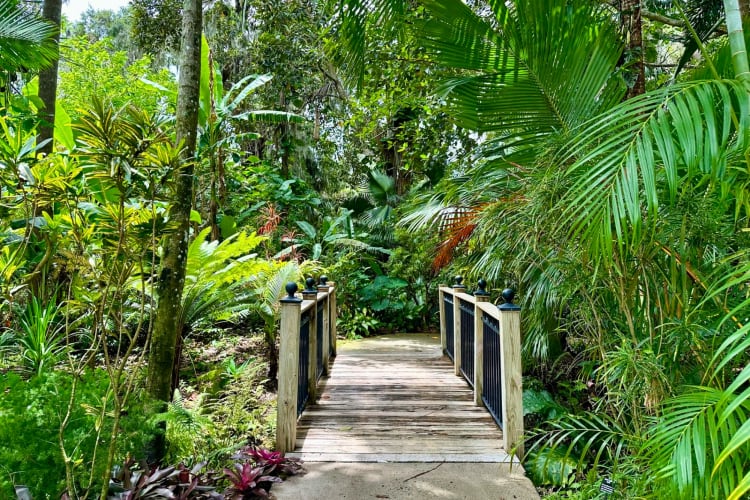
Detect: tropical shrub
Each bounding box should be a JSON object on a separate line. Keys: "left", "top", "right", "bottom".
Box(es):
{"left": 15, "top": 297, "right": 66, "bottom": 375}
{"left": 0, "top": 370, "right": 155, "bottom": 499}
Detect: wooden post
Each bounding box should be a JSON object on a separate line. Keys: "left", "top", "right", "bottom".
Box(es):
{"left": 302, "top": 278, "right": 318, "bottom": 401}
{"left": 499, "top": 288, "right": 523, "bottom": 457}
{"left": 452, "top": 276, "right": 466, "bottom": 376}
{"left": 318, "top": 276, "right": 330, "bottom": 376}
{"left": 276, "top": 282, "right": 302, "bottom": 453}
{"left": 438, "top": 286, "right": 447, "bottom": 352}
{"left": 473, "top": 279, "right": 490, "bottom": 407}
{"left": 328, "top": 281, "right": 337, "bottom": 358}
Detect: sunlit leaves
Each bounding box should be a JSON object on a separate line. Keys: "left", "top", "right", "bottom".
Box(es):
{"left": 0, "top": 1, "right": 57, "bottom": 72}
{"left": 560, "top": 80, "right": 750, "bottom": 259}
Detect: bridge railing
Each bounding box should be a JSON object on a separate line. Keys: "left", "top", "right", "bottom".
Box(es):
{"left": 438, "top": 277, "right": 524, "bottom": 457}
{"left": 276, "top": 276, "right": 337, "bottom": 452}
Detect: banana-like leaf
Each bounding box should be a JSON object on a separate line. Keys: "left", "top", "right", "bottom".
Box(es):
{"left": 232, "top": 110, "right": 305, "bottom": 124}
{"left": 222, "top": 74, "right": 273, "bottom": 114}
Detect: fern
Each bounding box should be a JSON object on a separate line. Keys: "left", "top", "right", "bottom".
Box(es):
{"left": 151, "top": 389, "right": 212, "bottom": 463}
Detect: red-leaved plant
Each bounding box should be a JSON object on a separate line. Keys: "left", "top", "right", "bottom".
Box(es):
{"left": 233, "top": 447, "right": 304, "bottom": 478}
{"left": 222, "top": 463, "right": 281, "bottom": 499}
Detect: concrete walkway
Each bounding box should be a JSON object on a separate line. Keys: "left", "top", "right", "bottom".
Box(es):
{"left": 272, "top": 462, "right": 539, "bottom": 499}
{"left": 272, "top": 334, "right": 539, "bottom": 499}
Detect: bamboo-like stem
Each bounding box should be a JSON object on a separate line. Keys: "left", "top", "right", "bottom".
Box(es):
{"left": 724, "top": 0, "right": 750, "bottom": 89}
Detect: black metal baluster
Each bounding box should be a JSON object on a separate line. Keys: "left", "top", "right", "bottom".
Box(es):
{"left": 482, "top": 311, "right": 503, "bottom": 429}
{"left": 444, "top": 294, "right": 454, "bottom": 360}
{"left": 298, "top": 309, "right": 311, "bottom": 416}
{"left": 316, "top": 299, "right": 324, "bottom": 381}
{"left": 459, "top": 297, "right": 475, "bottom": 387}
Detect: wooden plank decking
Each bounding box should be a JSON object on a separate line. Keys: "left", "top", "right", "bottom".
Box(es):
{"left": 289, "top": 333, "right": 514, "bottom": 463}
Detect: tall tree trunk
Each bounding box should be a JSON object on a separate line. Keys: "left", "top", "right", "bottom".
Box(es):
{"left": 621, "top": 0, "right": 645, "bottom": 98}
{"left": 146, "top": 0, "right": 203, "bottom": 461}
{"left": 279, "top": 88, "right": 291, "bottom": 178}
{"left": 724, "top": 0, "right": 750, "bottom": 90}
{"left": 37, "top": 0, "right": 62, "bottom": 154}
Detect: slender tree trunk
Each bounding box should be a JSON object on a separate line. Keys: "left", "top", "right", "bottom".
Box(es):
{"left": 621, "top": 0, "right": 645, "bottom": 98}
{"left": 724, "top": 0, "right": 750, "bottom": 90}
{"left": 146, "top": 0, "right": 203, "bottom": 461}
{"left": 38, "top": 0, "right": 62, "bottom": 154}
{"left": 279, "top": 88, "right": 291, "bottom": 178}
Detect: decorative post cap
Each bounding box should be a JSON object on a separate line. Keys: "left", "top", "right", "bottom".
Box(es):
{"left": 304, "top": 277, "right": 317, "bottom": 293}
{"left": 319, "top": 275, "right": 328, "bottom": 286}
{"left": 474, "top": 278, "right": 489, "bottom": 296}
{"left": 280, "top": 282, "right": 302, "bottom": 303}
{"left": 453, "top": 275, "right": 466, "bottom": 289}
{"left": 498, "top": 288, "right": 521, "bottom": 311}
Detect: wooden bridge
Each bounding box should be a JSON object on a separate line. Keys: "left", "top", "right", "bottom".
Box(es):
{"left": 274, "top": 276, "right": 525, "bottom": 465}
{"left": 270, "top": 277, "right": 537, "bottom": 497}
{"left": 291, "top": 333, "right": 510, "bottom": 462}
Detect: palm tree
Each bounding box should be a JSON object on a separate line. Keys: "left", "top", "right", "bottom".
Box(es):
{"left": 331, "top": 0, "right": 750, "bottom": 496}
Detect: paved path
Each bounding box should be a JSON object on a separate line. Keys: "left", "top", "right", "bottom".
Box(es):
{"left": 273, "top": 334, "right": 539, "bottom": 499}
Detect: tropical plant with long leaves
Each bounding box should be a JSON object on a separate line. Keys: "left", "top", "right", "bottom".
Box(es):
{"left": 335, "top": 0, "right": 750, "bottom": 496}
{"left": 644, "top": 256, "right": 750, "bottom": 500}
{"left": 195, "top": 37, "right": 305, "bottom": 239}
{"left": 278, "top": 209, "right": 390, "bottom": 261}
{"left": 17, "top": 296, "right": 65, "bottom": 375}
{"left": 0, "top": 1, "right": 57, "bottom": 73}
{"left": 173, "top": 228, "right": 270, "bottom": 335}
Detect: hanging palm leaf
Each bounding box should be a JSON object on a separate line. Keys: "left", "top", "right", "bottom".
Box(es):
{"left": 416, "top": 0, "right": 625, "bottom": 138}
{"left": 0, "top": 2, "right": 57, "bottom": 72}
{"left": 558, "top": 80, "right": 750, "bottom": 258}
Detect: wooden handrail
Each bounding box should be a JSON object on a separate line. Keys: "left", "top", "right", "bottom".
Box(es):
{"left": 276, "top": 279, "right": 337, "bottom": 453}
{"left": 438, "top": 281, "right": 524, "bottom": 458}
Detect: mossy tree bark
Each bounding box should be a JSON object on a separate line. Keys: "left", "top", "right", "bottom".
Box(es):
{"left": 621, "top": 0, "right": 645, "bottom": 98}
{"left": 37, "top": 0, "right": 62, "bottom": 155}
{"left": 146, "top": 0, "right": 202, "bottom": 461}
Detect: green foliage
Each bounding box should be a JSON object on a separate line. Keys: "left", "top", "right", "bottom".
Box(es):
{"left": 339, "top": 307, "right": 382, "bottom": 339}
{"left": 69, "top": 6, "right": 132, "bottom": 53}
{"left": 0, "top": 1, "right": 57, "bottom": 73}
{"left": 16, "top": 296, "right": 65, "bottom": 375}
{"left": 525, "top": 447, "right": 577, "bottom": 487}
{"left": 279, "top": 209, "right": 389, "bottom": 262}
{"left": 0, "top": 370, "right": 155, "bottom": 499}
{"left": 523, "top": 388, "right": 566, "bottom": 421}
{"left": 559, "top": 80, "right": 750, "bottom": 259}
{"left": 130, "top": 0, "right": 183, "bottom": 58}
{"left": 57, "top": 36, "right": 177, "bottom": 120}
{"left": 133, "top": 227, "right": 282, "bottom": 339}
{"left": 209, "top": 357, "right": 277, "bottom": 452}
{"left": 644, "top": 260, "right": 750, "bottom": 500}
{"left": 152, "top": 389, "right": 213, "bottom": 465}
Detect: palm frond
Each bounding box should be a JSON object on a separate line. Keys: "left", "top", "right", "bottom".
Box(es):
{"left": 559, "top": 80, "right": 750, "bottom": 258}
{"left": 0, "top": 2, "right": 58, "bottom": 72}
{"left": 416, "top": 0, "right": 624, "bottom": 135}
{"left": 324, "top": 0, "right": 406, "bottom": 87}
{"left": 647, "top": 253, "right": 750, "bottom": 499}
{"left": 526, "top": 412, "right": 639, "bottom": 476}
{"left": 646, "top": 385, "right": 750, "bottom": 499}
